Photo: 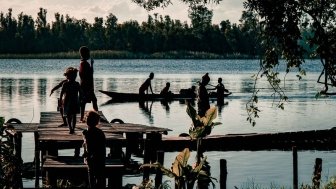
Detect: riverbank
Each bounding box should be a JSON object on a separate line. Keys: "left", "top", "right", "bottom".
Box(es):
{"left": 0, "top": 50, "right": 255, "bottom": 59}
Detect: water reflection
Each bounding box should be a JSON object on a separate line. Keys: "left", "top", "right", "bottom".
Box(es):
{"left": 138, "top": 100, "right": 154, "bottom": 124}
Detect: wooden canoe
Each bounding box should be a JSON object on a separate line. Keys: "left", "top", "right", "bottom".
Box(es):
{"left": 99, "top": 90, "right": 232, "bottom": 102}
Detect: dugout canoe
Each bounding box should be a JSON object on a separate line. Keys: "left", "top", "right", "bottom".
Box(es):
{"left": 99, "top": 90, "right": 232, "bottom": 102}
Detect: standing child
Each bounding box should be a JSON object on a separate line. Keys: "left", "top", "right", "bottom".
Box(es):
{"left": 78, "top": 46, "right": 98, "bottom": 123}
{"left": 60, "top": 67, "right": 81, "bottom": 134}
{"left": 49, "top": 67, "right": 75, "bottom": 127}
{"left": 82, "top": 111, "right": 106, "bottom": 189}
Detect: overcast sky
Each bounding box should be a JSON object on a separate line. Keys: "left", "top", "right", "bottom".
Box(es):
{"left": 0, "top": 0, "right": 245, "bottom": 25}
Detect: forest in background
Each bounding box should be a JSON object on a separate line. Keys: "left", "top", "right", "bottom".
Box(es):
{"left": 0, "top": 7, "right": 313, "bottom": 58}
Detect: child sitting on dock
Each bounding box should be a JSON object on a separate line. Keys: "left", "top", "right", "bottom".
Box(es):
{"left": 82, "top": 110, "right": 106, "bottom": 189}
{"left": 59, "top": 67, "right": 81, "bottom": 134}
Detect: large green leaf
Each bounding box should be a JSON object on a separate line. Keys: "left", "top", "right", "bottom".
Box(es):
{"left": 189, "top": 126, "right": 205, "bottom": 139}
{"left": 186, "top": 102, "right": 201, "bottom": 127}
{"left": 201, "top": 106, "right": 217, "bottom": 126}
{"left": 172, "top": 148, "right": 190, "bottom": 176}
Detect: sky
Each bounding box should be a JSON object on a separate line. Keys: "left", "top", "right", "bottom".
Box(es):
{"left": 0, "top": 0, "right": 245, "bottom": 25}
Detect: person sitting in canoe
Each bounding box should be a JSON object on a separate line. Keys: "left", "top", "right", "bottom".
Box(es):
{"left": 139, "top": 72, "right": 155, "bottom": 95}
{"left": 179, "top": 85, "right": 196, "bottom": 98}
{"left": 160, "top": 82, "right": 173, "bottom": 96}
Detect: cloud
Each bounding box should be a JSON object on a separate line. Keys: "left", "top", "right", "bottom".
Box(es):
{"left": 0, "top": 0, "right": 244, "bottom": 24}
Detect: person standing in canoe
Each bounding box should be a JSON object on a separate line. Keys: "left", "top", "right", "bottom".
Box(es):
{"left": 139, "top": 72, "right": 155, "bottom": 95}
{"left": 78, "top": 46, "right": 98, "bottom": 123}
{"left": 209, "top": 77, "right": 229, "bottom": 105}
{"left": 197, "top": 73, "right": 210, "bottom": 117}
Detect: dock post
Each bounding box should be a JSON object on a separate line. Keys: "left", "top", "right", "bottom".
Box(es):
{"left": 34, "top": 131, "right": 40, "bottom": 188}
{"left": 155, "top": 150, "right": 164, "bottom": 188}
{"left": 143, "top": 138, "right": 150, "bottom": 181}
{"left": 220, "top": 159, "right": 227, "bottom": 189}
{"left": 292, "top": 146, "right": 298, "bottom": 189}
{"left": 312, "top": 158, "right": 322, "bottom": 189}
{"left": 14, "top": 131, "right": 22, "bottom": 159}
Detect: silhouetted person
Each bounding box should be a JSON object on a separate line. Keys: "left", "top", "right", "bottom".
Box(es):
{"left": 49, "top": 67, "right": 74, "bottom": 127}
{"left": 180, "top": 85, "right": 196, "bottom": 98}
{"left": 209, "top": 77, "right": 228, "bottom": 105}
{"left": 197, "top": 73, "right": 210, "bottom": 117}
{"left": 160, "top": 82, "right": 172, "bottom": 96}
{"left": 59, "top": 67, "right": 81, "bottom": 134}
{"left": 139, "top": 72, "right": 154, "bottom": 95}
{"left": 82, "top": 111, "right": 106, "bottom": 189}
{"left": 79, "top": 46, "right": 98, "bottom": 122}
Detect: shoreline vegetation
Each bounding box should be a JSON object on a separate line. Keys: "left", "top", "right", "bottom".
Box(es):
{"left": 0, "top": 50, "right": 257, "bottom": 59}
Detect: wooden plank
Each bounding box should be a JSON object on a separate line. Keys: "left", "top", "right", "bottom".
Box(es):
{"left": 161, "top": 129, "right": 336, "bottom": 151}
{"left": 3, "top": 123, "right": 38, "bottom": 132}
{"left": 43, "top": 156, "right": 124, "bottom": 188}
{"left": 38, "top": 132, "right": 124, "bottom": 141}
{"left": 43, "top": 156, "right": 123, "bottom": 168}
{"left": 109, "top": 123, "right": 171, "bottom": 133}
{"left": 40, "top": 111, "right": 108, "bottom": 123}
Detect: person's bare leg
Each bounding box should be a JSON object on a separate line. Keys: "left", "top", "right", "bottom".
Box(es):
{"left": 80, "top": 103, "right": 86, "bottom": 122}
{"left": 67, "top": 115, "right": 73, "bottom": 134}
{"left": 93, "top": 100, "right": 98, "bottom": 111}
{"left": 59, "top": 108, "right": 67, "bottom": 127}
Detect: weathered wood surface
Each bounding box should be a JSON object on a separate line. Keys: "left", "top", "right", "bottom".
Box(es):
{"left": 43, "top": 156, "right": 123, "bottom": 169}
{"left": 3, "top": 111, "right": 171, "bottom": 134}
{"left": 161, "top": 129, "right": 336, "bottom": 151}
{"left": 43, "top": 156, "right": 124, "bottom": 188}
{"left": 3, "top": 123, "right": 39, "bottom": 132}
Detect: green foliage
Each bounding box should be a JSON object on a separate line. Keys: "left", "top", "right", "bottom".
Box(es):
{"left": 0, "top": 127, "right": 23, "bottom": 188}
{"left": 243, "top": 0, "right": 336, "bottom": 125}
{"left": 1, "top": 7, "right": 261, "bottom": 58}
{"left": 140, "top": 148, "right": 216, "bottom": 189}
{"left": 186, "top": 103, "right": 221, "bottom": 139}
{"left": 132, "top": 0, "right": 221, "bottom": 11}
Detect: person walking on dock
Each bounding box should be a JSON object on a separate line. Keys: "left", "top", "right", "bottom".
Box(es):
{"left": 78, "top": 46, "right": 98, "bottom": 123}
{"left": 59, "top": 67, "right": 81, "bottom": 134}
{"left": 82, "top": 110, "right": 106, "bottom": 189}
{"left": 139, "top": 72, "right": 155, "bottom": 95}
{"left": 49, "top": 67, "right": 74, "bottom": 127}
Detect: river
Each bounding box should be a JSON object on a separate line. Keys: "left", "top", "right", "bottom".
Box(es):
{"left": 1, "top": 59, "right": 336, "bottom": 188}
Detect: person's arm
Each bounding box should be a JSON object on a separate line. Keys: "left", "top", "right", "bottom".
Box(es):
{"left": 149, "top": 83, "right": 154, "bottom": 94}
{"left": 50, "top": 79, "right": 66, "bottom": 96}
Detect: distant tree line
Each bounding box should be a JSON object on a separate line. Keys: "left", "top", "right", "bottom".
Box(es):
{"left": 0, "top": 7, "right": 312, "bottom": 57}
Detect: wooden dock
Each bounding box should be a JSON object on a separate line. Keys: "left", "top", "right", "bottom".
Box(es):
{"left": 4, "top": 111, "right": 336, "bottom": 188}
{"left": 4, "top": 111, "right": 171, "bottom": 188}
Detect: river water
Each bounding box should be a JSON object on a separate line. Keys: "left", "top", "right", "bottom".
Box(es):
{"left": 1, "top": 59, "right": 336, "bottom": 188}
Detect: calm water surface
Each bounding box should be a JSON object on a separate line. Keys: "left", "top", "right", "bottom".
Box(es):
{"left": 1, "top": 59, "right": 336, "bottom": 188}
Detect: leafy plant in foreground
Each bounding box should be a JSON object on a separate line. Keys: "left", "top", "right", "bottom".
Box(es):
{"left": 141, "top": 148, "right": 216, "bottom": 189}
{"left": 186, "top": 103, "right": 221, "bottom": 140}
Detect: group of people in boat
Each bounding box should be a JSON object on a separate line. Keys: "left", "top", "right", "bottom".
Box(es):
{"left": 138, "top": 72, "right": 230, "bottom": 116}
